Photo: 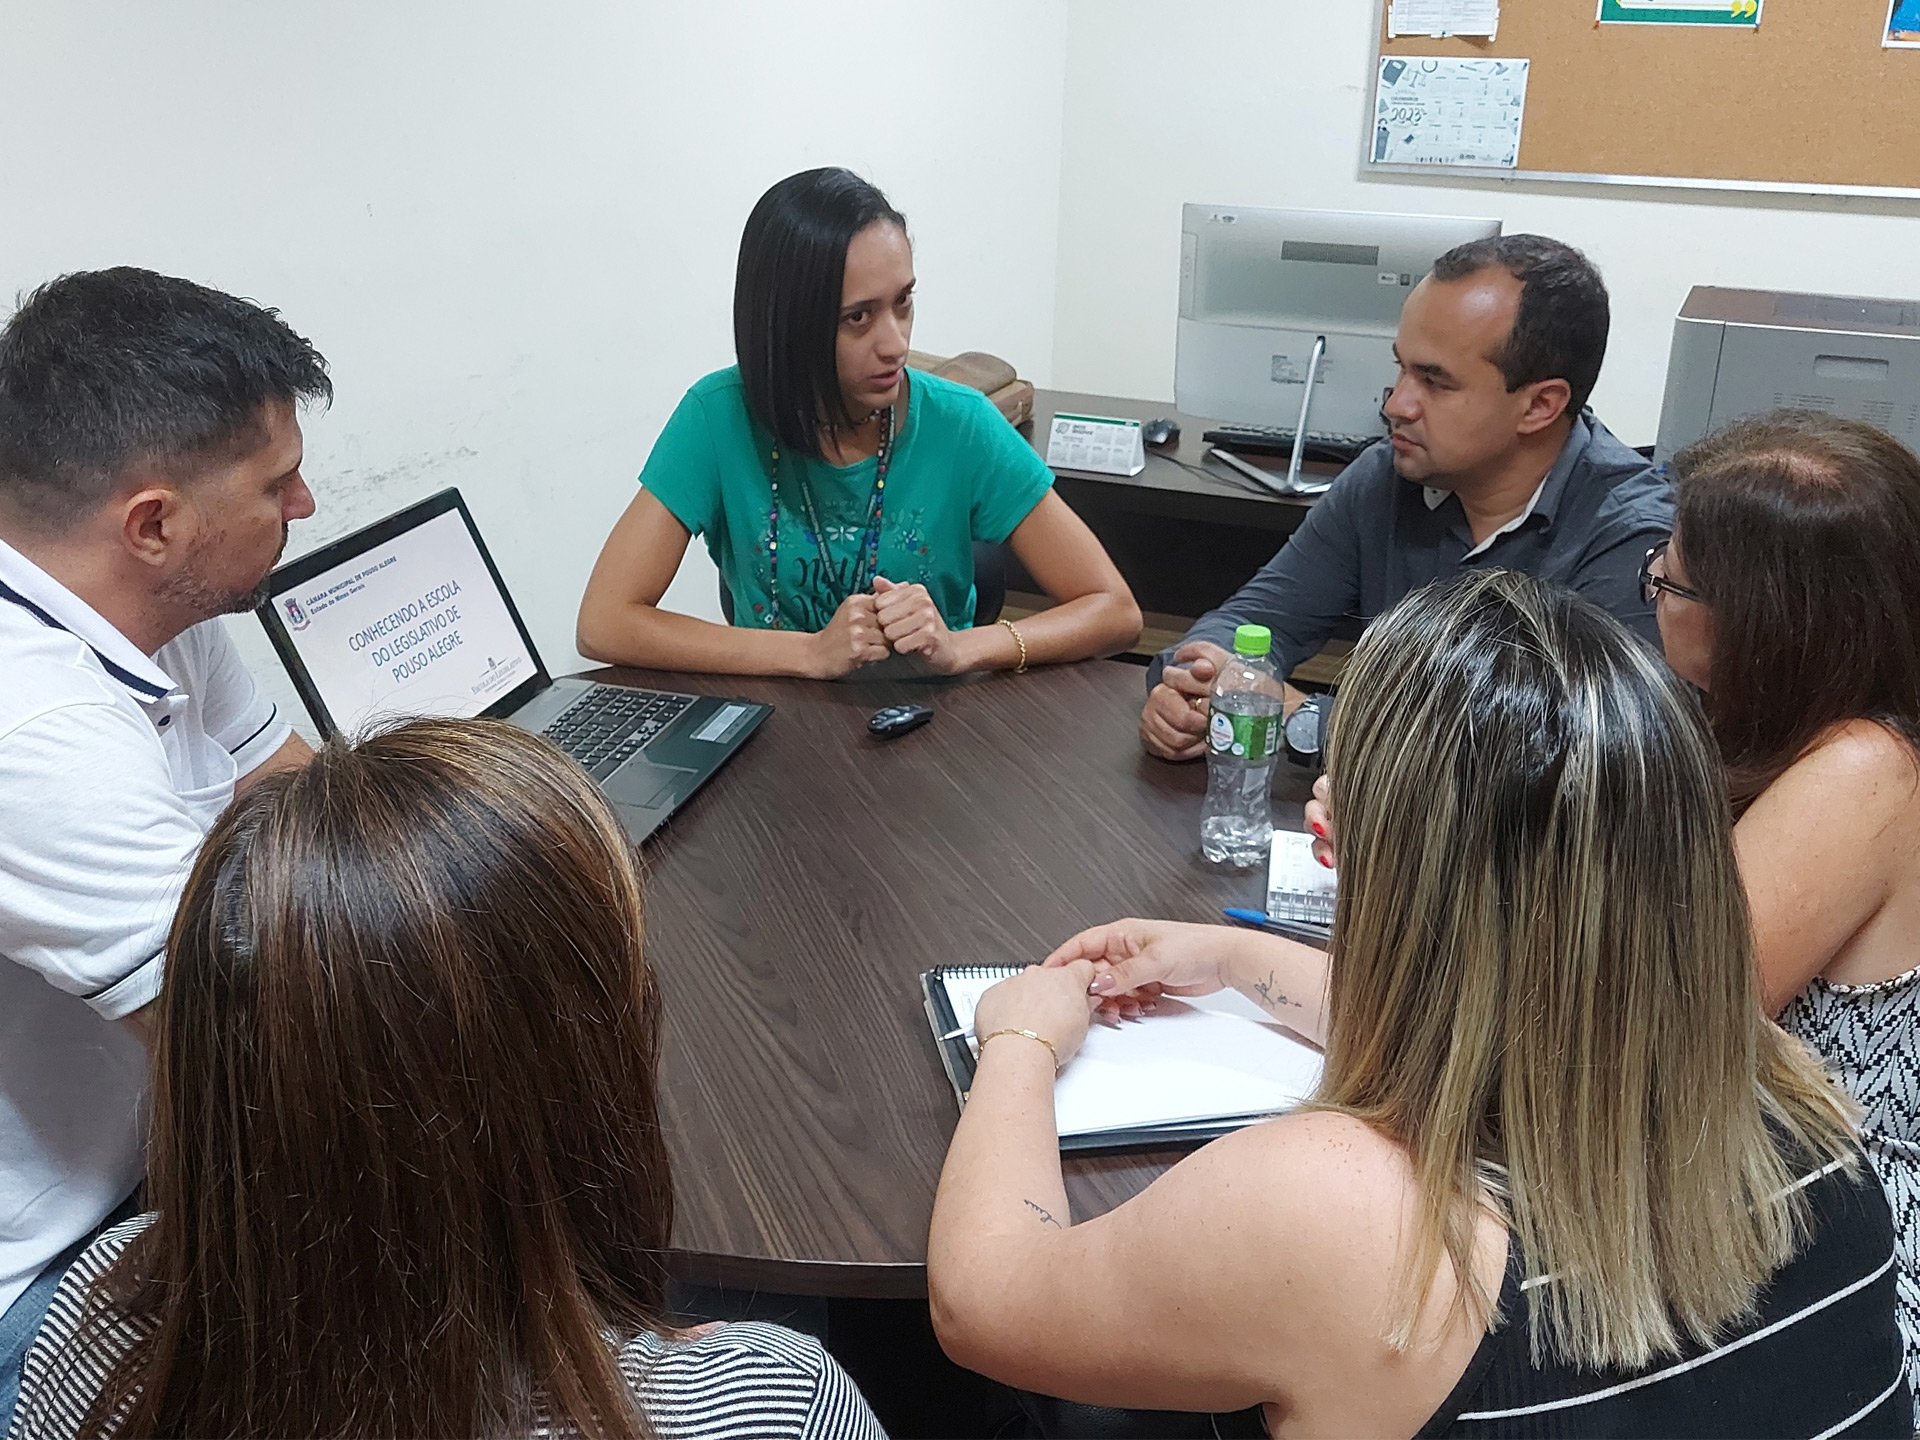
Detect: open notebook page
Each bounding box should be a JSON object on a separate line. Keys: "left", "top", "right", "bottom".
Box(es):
{"left": 942, "top": 969, "right": 1324, "bottom": 1139}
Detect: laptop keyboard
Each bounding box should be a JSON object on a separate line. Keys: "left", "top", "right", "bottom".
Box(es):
{"left": 542, "top": 687, "right": 694, "bottom": 781}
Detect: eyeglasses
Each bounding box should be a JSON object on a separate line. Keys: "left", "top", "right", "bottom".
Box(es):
{"left": 1639, "top": 539, "right": 1702, "bottom": 607}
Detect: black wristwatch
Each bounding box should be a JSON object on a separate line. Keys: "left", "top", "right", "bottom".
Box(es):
{"left": 1284, "top": 693, "right": 1333, "bottom": 769}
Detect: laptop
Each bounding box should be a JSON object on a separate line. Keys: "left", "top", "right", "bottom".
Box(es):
{"left": 256, "top": 487, "right": 769, "bottom": 842}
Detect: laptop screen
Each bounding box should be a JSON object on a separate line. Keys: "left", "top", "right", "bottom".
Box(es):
{"left": 262, "top": 492, "right": 546, "bottom": 738}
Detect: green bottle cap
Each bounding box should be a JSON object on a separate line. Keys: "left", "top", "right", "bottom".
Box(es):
{"left": 1233, "top": 624, "right": 1273, "bottom": 657}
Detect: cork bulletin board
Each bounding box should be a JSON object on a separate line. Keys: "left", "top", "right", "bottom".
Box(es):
{"left": 1366, "top": 0, "right": 1920, "bottom": 197}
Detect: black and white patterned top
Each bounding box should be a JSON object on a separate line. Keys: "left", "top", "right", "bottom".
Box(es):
{"left": 5, "top": 1217, "right": 886, "bottom": 1440}
{"left": 1783, "top": 965, "right": 1920, "bottom": 1398}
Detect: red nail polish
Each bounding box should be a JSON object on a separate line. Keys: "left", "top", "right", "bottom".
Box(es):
{"left": 1318, "top": 853, "right": 1333, "bottom": 868}
{"left": 1310, "top": 821, "right": 1326, "bottom": 838}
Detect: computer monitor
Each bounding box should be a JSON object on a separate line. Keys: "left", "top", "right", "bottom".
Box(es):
{"left": 1175, "top": 204, "right": 1501, "bottom": 436}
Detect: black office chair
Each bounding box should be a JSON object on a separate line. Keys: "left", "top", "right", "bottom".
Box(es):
{"left": 719, "top": 540, "right": 1009, "bottom": 628}
{"left": 1018, "top": 1394, "right": 1266, "bottom": 1437}
{"left": 969, "top": 539, "right": 1007, "bottom": 626}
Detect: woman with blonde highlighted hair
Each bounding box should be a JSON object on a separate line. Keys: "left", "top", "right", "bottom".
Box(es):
{"left": 929, "top": 570, "right": 1908, "bottom": 1437}
{"left": 8, "top": 719, "right": 881, "bottom": 1440}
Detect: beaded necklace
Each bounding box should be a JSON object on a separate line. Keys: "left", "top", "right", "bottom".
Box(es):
{"left": 762, "top": 400, "right": 896, "bottom": 630}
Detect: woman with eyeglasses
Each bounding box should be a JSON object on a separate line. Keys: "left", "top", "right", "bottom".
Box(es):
{"left": 1652, "top": 409, "right": 1920, "bottom": 1393}
{"left": 577, "top": 167, "right": 1140, "bottom": 679}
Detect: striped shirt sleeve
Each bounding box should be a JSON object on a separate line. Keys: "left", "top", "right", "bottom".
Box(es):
{"left": 618, "top": 1322, "right": 886, "bottom": 1439}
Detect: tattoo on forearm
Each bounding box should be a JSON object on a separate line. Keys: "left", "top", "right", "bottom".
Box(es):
{"left": 1252, "top": 969, "right": 1303, "bottom": 1013}
{"left": 1023, "top": 1199, "right": 1063, "bottom": 1228}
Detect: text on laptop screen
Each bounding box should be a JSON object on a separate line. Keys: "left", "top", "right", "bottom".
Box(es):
{"left": 274, "top": 508, "right": 538, "bottom": 735}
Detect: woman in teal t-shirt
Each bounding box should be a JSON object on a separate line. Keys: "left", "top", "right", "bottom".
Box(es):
{"left": 578, "top": 168, "right": 1141, "bottom": 679}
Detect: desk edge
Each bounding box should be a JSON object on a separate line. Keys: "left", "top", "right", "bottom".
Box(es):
{"left": 668, "top": 1248, "right": 929, "bottom": 1301}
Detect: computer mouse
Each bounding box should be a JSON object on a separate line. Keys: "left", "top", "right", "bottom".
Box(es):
{"left": 1143, "top": 417, "right": 1180, "bottom": 448}
{"left": 868, "top": 703, "right": 935, "bottom": 739}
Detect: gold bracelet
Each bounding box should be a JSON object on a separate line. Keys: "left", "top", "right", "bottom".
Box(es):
{"left": 979, "top": 1027, "right": 1059, "bottom": 1071}
{"left": 997, "top": 618, "right": 1028, "bottom": 674}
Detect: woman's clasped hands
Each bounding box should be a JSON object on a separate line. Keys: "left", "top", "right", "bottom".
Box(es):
{"left": 808, "top": 591, "right": 891, "bottom": 677}
{"left": 972, "top": 916, "right": 1269, "bottom": 1069}
{"left": 969, "top": 959, "right": 1102, "bottom": 1072}
{"left": 873, "top": 575, "right": 969, "bottom": 673}
{"left": 806, "top": 575, "right": 964, "bottom": 678}
{"left": 1046, "top": 917, "right": 1247, "bottom": 1024}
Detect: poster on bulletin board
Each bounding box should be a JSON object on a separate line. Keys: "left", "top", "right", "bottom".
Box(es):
{"left": 1596, "top": 0, "right": 1761, "bottom": 24}
{"left": 1372, "top": 56, "right": 1529, "bottom": 167}
{"left": 1889, "top": 0, "right": 1920, "bottom": 46}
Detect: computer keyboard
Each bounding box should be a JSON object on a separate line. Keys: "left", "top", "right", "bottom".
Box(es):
{"left": 543, "top": 687, "right": 694, "bottom": 781}
{"left": 1201, "top": 425, "right": 1383, "bottom": 466}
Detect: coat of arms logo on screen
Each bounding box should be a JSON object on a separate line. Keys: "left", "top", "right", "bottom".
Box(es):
{"left": 283, "top": 595, "right": 310, "bottom": 631}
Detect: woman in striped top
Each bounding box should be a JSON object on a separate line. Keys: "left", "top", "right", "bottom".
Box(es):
{"left": 6, "top": 719, "right": 882, "bottom": 1440}
{"left": 929, "top": 570, "right": 1909, "bottom": 1437}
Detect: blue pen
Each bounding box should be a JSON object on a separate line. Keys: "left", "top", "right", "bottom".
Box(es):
{"left": 1222, "top": 907, "right": 1332, "bottom": 945}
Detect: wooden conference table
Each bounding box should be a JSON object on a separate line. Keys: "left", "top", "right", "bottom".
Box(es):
{"left": 589, "top": 656, "right": 1317, "bottom": 1300}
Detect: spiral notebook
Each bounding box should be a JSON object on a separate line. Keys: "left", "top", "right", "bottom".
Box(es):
{"left": 1268, "top": 829, "right": 1336, "bottom": 931}
{"left": 921, "top": 965, "right": 1324, "bottom": 1154}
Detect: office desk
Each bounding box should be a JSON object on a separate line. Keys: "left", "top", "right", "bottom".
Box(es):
{"left": 1025, "top": 389, "right": 1341, "bottom": 622}
{"left": 593, "top": 658, "right": 1315, "bottom": 1300}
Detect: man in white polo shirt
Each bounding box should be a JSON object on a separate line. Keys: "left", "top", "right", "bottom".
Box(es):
{"left": 0, "top": 268, "right": 330, "bottom": 1424}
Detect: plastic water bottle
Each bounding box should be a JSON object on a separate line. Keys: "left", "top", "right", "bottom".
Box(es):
{"left": 1201, "top": 624, "right": 1285, "bottom": 867}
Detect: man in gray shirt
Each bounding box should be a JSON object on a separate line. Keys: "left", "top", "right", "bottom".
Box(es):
{"left": 1141, "top": 234, "right": 1674, "bottom": 760}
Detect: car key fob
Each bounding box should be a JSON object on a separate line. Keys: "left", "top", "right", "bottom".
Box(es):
{"left": 868, "top": 703, "right": 934, "bottom": 739}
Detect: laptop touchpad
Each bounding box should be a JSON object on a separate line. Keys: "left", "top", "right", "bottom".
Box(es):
{"left": 604, "top": 756, "right": 694, "bottom": 811}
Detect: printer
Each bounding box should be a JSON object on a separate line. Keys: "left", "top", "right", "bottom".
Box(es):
{"left": 1654, "top": 286, "right": 1920, "bottom": 464}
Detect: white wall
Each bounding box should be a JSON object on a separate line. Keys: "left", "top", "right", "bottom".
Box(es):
{"left": 18, "top": 0, "right": 1919, "bottom": 731}
{"left": 1051, "top": 0, "right": 1920, "bottom": 446}
{"left": 0, "top": 1, "right": 1069, "bottom": 733}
